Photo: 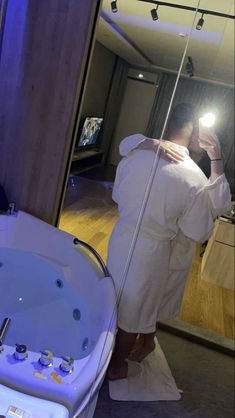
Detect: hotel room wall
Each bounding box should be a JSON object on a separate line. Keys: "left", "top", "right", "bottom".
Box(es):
{"left": 108, "top": 73, "right": 157, "bottom": 166}
{"left": 81, "top": 41, "right": 117, "bottom": 122}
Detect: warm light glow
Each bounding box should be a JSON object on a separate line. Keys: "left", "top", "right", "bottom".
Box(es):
{"left": 200, "top": 112, "right": 216, "bottom": 128}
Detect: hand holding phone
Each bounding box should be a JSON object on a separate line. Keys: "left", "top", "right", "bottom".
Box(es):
{"left": 198, "top": 126, "right": 221, "bottom": 160}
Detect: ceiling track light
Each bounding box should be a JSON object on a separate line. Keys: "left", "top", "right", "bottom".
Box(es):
{"left": 196, "top": 13, "right": 205, "bottom": 30}
{"left": 151, "top": 4, "right": 159, "bottom": 21}
{"left": 111, "top": 0, "right": 118, "bottom": 13}
{"left": 186, "top": 56, "right": 194, "bottom": 77}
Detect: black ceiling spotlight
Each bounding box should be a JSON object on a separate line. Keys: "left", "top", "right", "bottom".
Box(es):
{"left": 186, "top": 56, "right": 194, "bottom": 77}
{"left": 151, "top": 4, "right": 159, "bottom": 21}
{"left": 111, "top": 0, "right": 118, "bottom": 13}
{"left": 196, "top": 13, "right": 205, "bottom": 30}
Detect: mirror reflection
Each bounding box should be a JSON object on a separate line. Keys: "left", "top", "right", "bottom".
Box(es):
{"left": 169, "top": 0, "right": 235, "bottom": 340}
{"left": 59, "top": 0, "right": 234, "bottom": 346}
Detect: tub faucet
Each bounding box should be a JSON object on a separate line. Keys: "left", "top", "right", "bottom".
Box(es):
{"left": 8, "top": 202, "right": 17, "bottom": 215}
{"left": 0, "top": 317, "right": 11, "bottom": 346}
{"left": 60, "top": 355, "right": 74, "bottom": 373}
{"left": 39, "top": 350, "right": 53, "bottom": 367}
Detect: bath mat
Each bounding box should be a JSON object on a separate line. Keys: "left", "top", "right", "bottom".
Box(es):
{"left": 109, "top": 338, "right": 181, "bottom": 401}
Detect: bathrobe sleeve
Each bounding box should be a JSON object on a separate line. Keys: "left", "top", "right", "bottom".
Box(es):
{"left": 204, "top": 174, "right": 232, "bottom": 217}
{"left": 119, "top": 134, "right": 146, "bottom": 157}
{"left": 112, "top": 163, "right": 121, "bottom": 204}
{"left": 178, "top": 173, "right": 232, "bottom": 243}
{"left": 178, "top": 187, "right": 215, "bottom": 243}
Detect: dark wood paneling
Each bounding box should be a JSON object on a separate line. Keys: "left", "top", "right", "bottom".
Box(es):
{"left": 0, "top": 0, "right": 101, "bottom": 224}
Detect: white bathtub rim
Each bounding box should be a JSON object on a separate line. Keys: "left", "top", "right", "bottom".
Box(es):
{"left": 0, "top": 210, "right": 117, "bottom": 414}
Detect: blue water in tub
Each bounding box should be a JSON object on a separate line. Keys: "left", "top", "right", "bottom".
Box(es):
{"left": 0, "top": 248, "right": 92, "bottom": 359}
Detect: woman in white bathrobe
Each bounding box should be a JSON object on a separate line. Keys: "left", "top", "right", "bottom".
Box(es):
{"left": 107, "top": 104, "right": 231, "bottom": 380}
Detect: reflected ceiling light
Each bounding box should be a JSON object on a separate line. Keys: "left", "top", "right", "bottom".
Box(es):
{"left": 179, "top": 32, "right": 187, "bottom": 37}
{"left": 151, "top": 5, "right": 159, "bottom": 21}
{"left": 196, "top": 13, "right": 205, "bottom": 30}
{"left": 200, "top": 113, "right": 216, "bottom": 128}
{"left": 111, "top": 0, "right": 118, "bottom": 13}
{"left": 138, "top": 73, "right": 144, "bottom": 79}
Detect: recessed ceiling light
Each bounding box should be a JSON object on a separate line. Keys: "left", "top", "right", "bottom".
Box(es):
{"left": 138, "top": 74, "right": 144, "bottom": 79}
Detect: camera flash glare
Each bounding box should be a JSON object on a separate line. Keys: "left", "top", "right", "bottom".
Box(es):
{"left": 200, "top": 112, "right": 216, "bottom": 128}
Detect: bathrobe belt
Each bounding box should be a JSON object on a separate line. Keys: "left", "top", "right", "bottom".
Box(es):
{"left": 119, "top": 220, "right": 176, "bottom": 241}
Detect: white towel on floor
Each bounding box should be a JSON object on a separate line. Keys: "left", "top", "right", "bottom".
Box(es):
{"left": 109, "top": 338, "right": 181, "bottom": 401}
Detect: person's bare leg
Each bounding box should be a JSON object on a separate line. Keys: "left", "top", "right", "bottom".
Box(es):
{"left": 107, "top": 328, "right": 138, "bottom": 380}
{"left": 129, "top": 333, "right": 144, "bottom": 355}
{"left": 128, "top": 331, "right": 156, "bottom": 362}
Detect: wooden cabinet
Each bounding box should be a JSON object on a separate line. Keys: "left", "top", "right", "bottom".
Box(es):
{"left": 70, "top": 149, "right": 104, "bottom": 174}
{"left": 201, "top": 219, "right": 235, "bottom": 290}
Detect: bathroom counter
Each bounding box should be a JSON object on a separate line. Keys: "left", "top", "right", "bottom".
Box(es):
{"left": 201, "top": 218, "right": 235, "bottom": 290}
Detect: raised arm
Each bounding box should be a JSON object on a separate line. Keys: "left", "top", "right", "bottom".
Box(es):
{"left": 119, "top": 134, "right": 185, "bottom": 162}
{"left": 198, "top": 129, "right": 231, "bottom": 215}
{"left": 119, "top": 134, "right": 146, "bottom": 156}
{"left": 198, "top": 129, "right": 224, "bottom": 181}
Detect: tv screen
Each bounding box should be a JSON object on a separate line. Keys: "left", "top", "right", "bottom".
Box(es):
{"left": 77, "top": 117, "right": 103, "bottom": 148}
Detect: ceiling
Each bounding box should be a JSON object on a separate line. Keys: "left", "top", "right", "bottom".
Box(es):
{"left": 96, "top": 0, "right": 235, "bottom": 85}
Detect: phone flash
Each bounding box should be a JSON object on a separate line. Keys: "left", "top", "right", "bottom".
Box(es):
{"left": 200, "top": 112, "right": 216, "bottom": 128}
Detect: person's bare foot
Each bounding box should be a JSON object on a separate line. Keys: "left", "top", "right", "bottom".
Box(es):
{"left": 107, "top": 361, "right": 128, "bottom": 381}
{"left": 128, "top": 341, "right": 156, "bottom": 362}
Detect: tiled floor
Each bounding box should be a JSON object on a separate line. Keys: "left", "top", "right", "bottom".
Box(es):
{"left": 94, "top": 330, "right": 234, "bottom": 418}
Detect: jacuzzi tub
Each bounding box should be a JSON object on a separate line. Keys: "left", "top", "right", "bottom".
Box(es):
{"left": 0, "top": 210, "right": 116, "bottom": 417}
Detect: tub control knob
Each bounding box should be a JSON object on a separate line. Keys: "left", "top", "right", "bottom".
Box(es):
{"left": 39, "top": 350, "right": 53, "bottom": 367}
{"left": 14, "top": 344, "right": 28, "bottom": 361}
{"left": 60, "top": 355, "right": 74, "bottom": 373}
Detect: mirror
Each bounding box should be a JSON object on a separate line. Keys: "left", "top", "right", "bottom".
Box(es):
{"left": 59, "top": 0, "right": 234, "bottom": 345}
{"left": 59, "top": 0, "right": 197, "bottom": 251}
{"left": 169, "top": 0, "right": 234, "bottom": 341}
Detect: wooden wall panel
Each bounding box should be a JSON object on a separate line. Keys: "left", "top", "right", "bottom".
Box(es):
{"left": 0, "top": 0, "right": 101, "bottom": 224}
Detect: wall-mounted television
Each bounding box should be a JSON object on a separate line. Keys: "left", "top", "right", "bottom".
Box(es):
{"left": 76, "top": 117, "right": 103, "bottom": 149}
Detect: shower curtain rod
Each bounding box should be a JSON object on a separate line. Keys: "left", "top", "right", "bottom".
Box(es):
{"left": 138, "top": 0, "right": 235, "bottom": 20}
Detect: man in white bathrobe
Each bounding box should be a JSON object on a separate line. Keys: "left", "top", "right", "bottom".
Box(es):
{"left": 107, "top": 104, "right": 231, "bottom": 380}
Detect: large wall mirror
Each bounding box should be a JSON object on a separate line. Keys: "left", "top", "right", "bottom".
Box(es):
{"left": 59, "top": 0, "right": 234, "bottom": 346}
{"left": 170, "top": 0, "right": 234, "bottom": 342}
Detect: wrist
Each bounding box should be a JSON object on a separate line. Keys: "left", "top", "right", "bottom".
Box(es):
{"left": 208, "top": 149, "right": 221, "bottom": 160}
{"left": 209, "top": 152, "right": 221, "bottom": 159}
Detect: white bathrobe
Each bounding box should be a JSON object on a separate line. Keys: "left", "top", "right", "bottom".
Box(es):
{"left": 107, "top": 135, "right": 231, "bottom": 333}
